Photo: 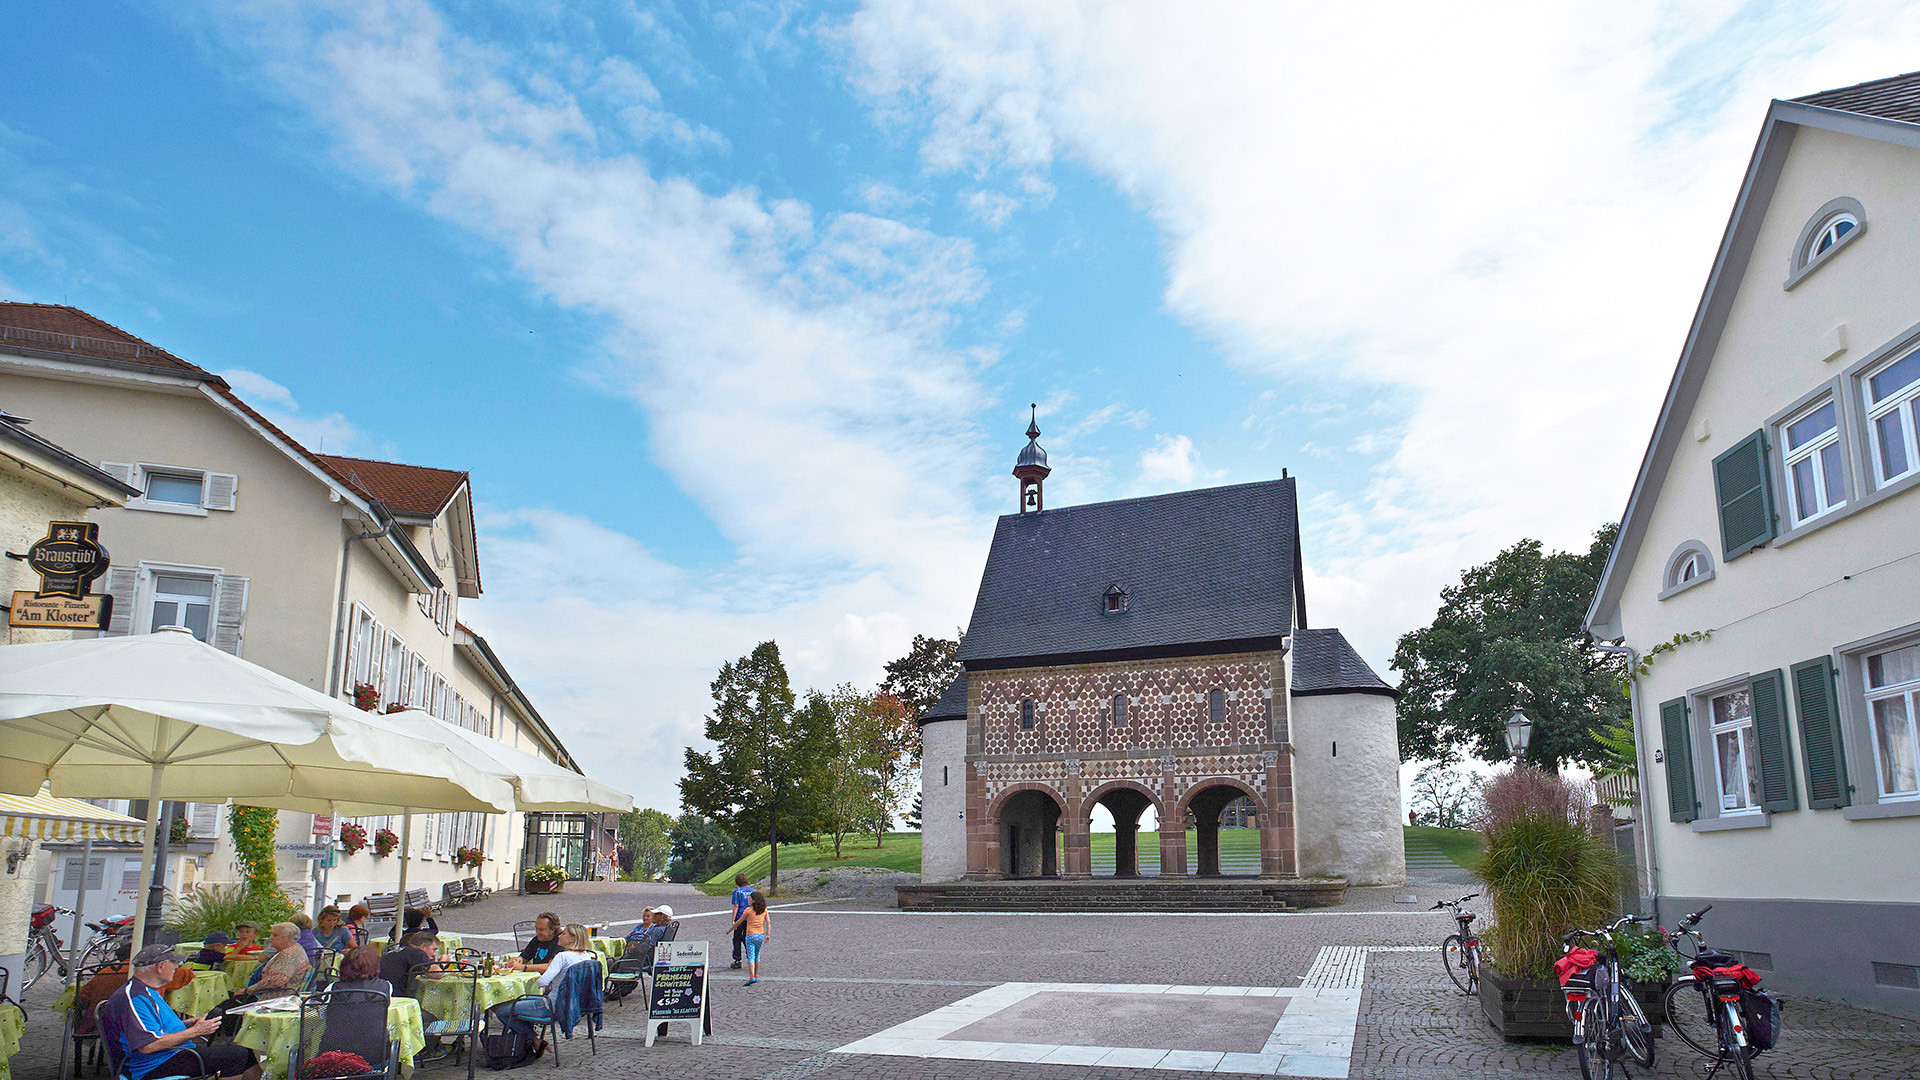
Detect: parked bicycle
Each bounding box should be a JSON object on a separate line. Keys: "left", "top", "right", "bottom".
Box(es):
{"left": 1659, "top": 905, "right": 1783, "bottom": 1080}
{"left": 1559, "top": 914, "right": 1656, "bottom": 1080}
{"left": 21, "top": 905, "right": 135, "bottom": 991}
{"left": 1433, "top": 893, "right": 1482, "bottom": 995}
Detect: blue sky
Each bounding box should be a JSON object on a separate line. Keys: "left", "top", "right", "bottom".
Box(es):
{"left": 5, "top": 1, "right": 1919, "bottom": 810}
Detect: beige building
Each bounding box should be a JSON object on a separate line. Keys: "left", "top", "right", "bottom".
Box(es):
{"left": 0, "top": 302, "right": 582, "bottom": 910}
{"left": 1587, "top": 73, "right": 1920, "bottom": 1016}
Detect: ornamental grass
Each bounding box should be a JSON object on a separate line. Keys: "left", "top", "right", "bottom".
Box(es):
{"left": 165, "top": 883, "right": 296, "bottom": 942}
{"left": 1477, "top": 767, "right": 1623, "bottom": 979}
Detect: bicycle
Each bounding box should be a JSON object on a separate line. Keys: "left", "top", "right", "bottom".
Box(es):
{"left": 22, "top": 906, "right": 134, "bottom": 990}
{"left": 1433, "top": 893, "right": 1482, "bottom": 995}
{"left": 1659, "top": 905, "right": 1781, "bottom": 1080}
{"left": 1560, "top": 914, "right": 1656, "bottom": 1080}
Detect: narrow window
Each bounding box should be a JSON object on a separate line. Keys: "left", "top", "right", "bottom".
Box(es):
{"left": 1020, "top": 699, "right": 1035, "bottom": 730}
{"left": 1112, "top": 694, "right": 1127, "bottom": 727}
{"left": 1708, "top": 686, "right": 1761, "bottom": 813}
{"left": 1865, "top": 350, "right": 1920, "bottom": 488}
{"left": 149, "top": 573, "right": 214, "bottom": 640}
{"left": 1208, "top": 689, "right": 1225, "bottom": 725}
{"left": 1865, "top": 643, "right": 1920, "bottom": 800}
{"left": 1781, "top": 400, "right": 1846, "bottom": 524}
{"left": 144, "top": 470, "right": 204, "bottom": 507}
{"left": 942, "top": 765, "right": 949, "bottom": 787}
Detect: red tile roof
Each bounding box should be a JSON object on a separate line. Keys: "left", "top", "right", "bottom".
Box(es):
{"left": 1794, "top": 70, "right": 1920, "bottom": 125}
{"left": 0, "top": 302, "right": 212, "bottom": 378}
{"left": 318, "top": 454, "right": 468, "bottom": 517}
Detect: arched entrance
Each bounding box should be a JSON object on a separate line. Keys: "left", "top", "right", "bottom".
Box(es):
{"left": 1182, "top": 780, "right": 1263, "bottom": 877}
{"left": 1084, "top": 781, "right": 1161, "bottom": 877}
{"left": 996, "top": 788, "right": 1062, "bottom": 878}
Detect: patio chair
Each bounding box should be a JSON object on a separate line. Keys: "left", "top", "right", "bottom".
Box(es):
{"left": 511, "top": 922, "right": 537, "bottom": 949}
{"left": 292, "top": 986, "right": 402, "bottom": 1080}
{"left": 413, "top": 960, "right": 481, "bottom": 1080}
{"left": 602, "top": 954, "right": 647, "bottom": 1006}
{"left": 500, "top": 962, "right": 599, "bottom": 1067}
{"left": 65, "top": 961, "right": 120, "bottom": 1078}
{"left": 451, "top": 948, "right": 487, "bottom": 966}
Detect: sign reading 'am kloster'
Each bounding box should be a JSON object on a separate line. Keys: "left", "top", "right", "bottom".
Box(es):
{"left": 9, "top": 520, "right": 113, "bottom": 631}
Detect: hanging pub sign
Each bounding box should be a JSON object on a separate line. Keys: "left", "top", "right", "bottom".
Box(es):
{"left": 9, "top": 521, "right": 113, "bottom": 631}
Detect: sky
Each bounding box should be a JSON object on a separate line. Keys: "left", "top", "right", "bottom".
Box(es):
{"left": 4, "top": 1, "right": 1920, "bottom": 815}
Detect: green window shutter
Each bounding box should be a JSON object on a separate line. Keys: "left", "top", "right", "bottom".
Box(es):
{"left": 1792, "top": 656, "right": 1850, "bottom": 809}
{"left": 1713, "top": 429, "right": 1777, "bottom": 560}
{"left": 1660, "top": 697, "right": 1698, "bottom": 823}
{"left": 1749, "top": 669, "right": 1798, "bottom": 812}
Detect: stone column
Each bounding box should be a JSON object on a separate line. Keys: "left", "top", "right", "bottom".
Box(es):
{"left": 1061, "top": 762, "right": 1091, "bottom": 877}
{"left": 1195, "top": 816, "right": 1221, "bottom": 876}
{"left": 1262, "top": 749, "right": 1294, "bottom": 878}
{"left": 1114, "top": 818, "right": 1139, "bottom": 877}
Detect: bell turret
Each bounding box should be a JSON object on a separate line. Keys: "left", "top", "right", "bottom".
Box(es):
{"left": 1012, "top": 404, "right": 1050, "bottom": 513}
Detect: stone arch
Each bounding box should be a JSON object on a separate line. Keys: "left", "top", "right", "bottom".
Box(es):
{"left": 989, "top": 784, "right": 1064, "bottom": 879}
{"left": 986, "top": 781, "right": 1066, "bottom": 822}
{"left": 1175, "top": 777, "right": 1265, "bottom": 818}
{"left": 1081, "top": 779, "right": 1163, "bottom": 878}
{"left": 1178, "top": 777, "right": 1266, "bottom": 877}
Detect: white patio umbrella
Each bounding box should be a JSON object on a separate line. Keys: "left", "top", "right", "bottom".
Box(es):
{"left": 0, "top": 628, "right": 516, "bottom": 953}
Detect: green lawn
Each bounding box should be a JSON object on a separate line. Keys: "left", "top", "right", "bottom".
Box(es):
{"left": 1404, "top": 825, "right": 1482, "bottom": 869}
{"left": 698, "top": 832, "right": 923, "bottom": 895}
{"left": 1089, "top": 828, "right": 1262, "bottom": 873}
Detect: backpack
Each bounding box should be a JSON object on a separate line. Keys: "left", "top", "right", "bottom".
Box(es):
{"left": 482, "top": 1005, "right": 536, "bottom": 1071}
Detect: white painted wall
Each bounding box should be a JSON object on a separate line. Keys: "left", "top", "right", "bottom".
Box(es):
{"left": 1290, "top": 692, "right": 1406, "bottom": 885}
{"left": 919, "top": 718, "right": 967, "bottom": 883}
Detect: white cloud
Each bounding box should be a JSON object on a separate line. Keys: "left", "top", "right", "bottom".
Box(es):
{"left": 1131, "top": 433, "right": 1221, "bottom": 495}
{"left": 846, "top": 0, "right": 1920, "bottom": 669}
{"left": 218, "top": 367, "right": 364, "bottom": 455}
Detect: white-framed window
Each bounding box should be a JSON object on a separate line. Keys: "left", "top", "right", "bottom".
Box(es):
{"left": 149, "top": 571, "right": 215, "bottom": 640}
{"left": 1709, "top": 686, "right": 1762, "bottom": 814}
{"left": 1672, "top": 550, "right": 1707, "bottom": 585}
{"left": 1781, "top": 398, "right": 1847, "bottom": 524}
{"left": 1865, "top": 349, "right": 1920, "bottom": 488}
{"left": 1661, "top": 540, "right": 1716, "bottom": 598}
{"left": 100, "top": 462, "right": 240, "bottom": 514}
{"left": 1865, "top": 642, "right": 1920, "bottom": 801}
{"left": 144, "top": 469, "right": 205, "bottom": 507}
{"left": 1807, "top": 212, "right": 1858, "bottom": 262}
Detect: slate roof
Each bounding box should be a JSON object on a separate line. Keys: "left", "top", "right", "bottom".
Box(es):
{"left": 957, "top": 478, "right": 1301, "bottom": 667}
{"left": 319, "top": 454, "right": 469, "bottom": 517}
{"left": 1290, "top": 628, "right": 1397, "bottom": 698}
{"left": 1794, "top": 70, "right": 1920, "bottom": 125}
{"left": 918, "top": 674, "right": 969, "bottom": 726}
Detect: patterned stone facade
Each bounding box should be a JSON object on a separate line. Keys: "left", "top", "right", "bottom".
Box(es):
{"left": 963, "top": 649, "right": 1295, "bottom": 879}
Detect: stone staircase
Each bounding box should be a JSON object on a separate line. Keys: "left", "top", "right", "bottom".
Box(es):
{"left": 896, "top": 877, "right": 1346, "bottom": 913}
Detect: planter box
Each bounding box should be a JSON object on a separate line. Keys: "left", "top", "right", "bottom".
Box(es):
{"left": 1479, "top": 970, "right": 1573, "bottom": 1040}
{"left": 525, "top": 880, "right": 564, "bottom": 894}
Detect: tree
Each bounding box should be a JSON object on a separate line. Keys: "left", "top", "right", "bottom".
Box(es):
{"left": 679, "top": 641, "right": 834, "bottom": 895}
{"left": 812, "top": 688, "right": 921, "bottom": 857}
{"left": 618, "top": 808, "right": 675, "bottom": 881}
{"left": 1393, "top": 524, "right": 1629, "bottom": 769}
{"left": 666, "top": 813, "right": 741, "bottom": 884}
{"left": 880, "top": 634, "right": 961, "bottom": 716}
{"left": 1409, "top": 764, "right": 1484, "bottom": 828}
{"left": 906, "top": 790, "right": 923, "bottom": 830}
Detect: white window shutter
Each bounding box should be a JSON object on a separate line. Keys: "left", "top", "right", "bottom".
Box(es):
{"left": 188, "top": 802, "right": 220, "bottom": 838}
{"left": 211, "top": 574, "right": 249, "bottom": 655}
{"left": 104, "top": 567, "right": 138, "bottom": 635}
{"left": 99, "top": 461, "right": 138, "bottom": 489}
{"left": 203, "top": 472, "right": 239, "bottom": 511}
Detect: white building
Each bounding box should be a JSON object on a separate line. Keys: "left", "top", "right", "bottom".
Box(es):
{"left": 1586, "top": 72, "right": 1920, "bottom": 1017}
{"left": 0, "top": 302, "right": 585, "bottom": 913}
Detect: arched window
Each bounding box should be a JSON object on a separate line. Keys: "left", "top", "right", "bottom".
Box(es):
{"left": 1660, "top": 540, "right": 1715, "bottom": 599}
{"left": 1112, "top": 694, "right": 1128, "bottom": 727}
{"left": 1208, "top": 689, "right": 1225, "bottom": 725}
{"left": 1019, "top": 698, "right": 1035, "bottom": 730}
{"left": 1786, "top": 197, "right": 1866, "bottom": 289}
{"left": 1808, "top": 212, "right": 1857, "bottom": 260}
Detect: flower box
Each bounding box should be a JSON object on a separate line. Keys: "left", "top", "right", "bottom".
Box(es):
{"left": 1479, "top": 970, "right": 1573, "bottom": 1040}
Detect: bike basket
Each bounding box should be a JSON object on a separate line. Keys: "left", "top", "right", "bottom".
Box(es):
{"left": 1742, "top": 989, "right": 1782, "bottom": 1052}
{"left": 29, "top": 905, "right": 55, "bottom": 930}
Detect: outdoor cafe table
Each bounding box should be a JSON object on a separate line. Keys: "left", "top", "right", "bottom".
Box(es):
{"left": 0, "top": 1001, "right": 23, "bottom": 1080}
{"left": 587, "top": 936, "right": 624, "bottom": 960}
{"left": 168, "top": 969, "right": 228, "bottom": 1017}
{"left": 413, "top": 971, "right": 539, "bottom": 1021}
{"left": 223, "top": 958, "right": 263, "bottom": 994}
{"left": 234, "top": 997, "right": 425, "bottom": 1080}
{"left": 377, "top": 934, "right": 462, "bottom": 953}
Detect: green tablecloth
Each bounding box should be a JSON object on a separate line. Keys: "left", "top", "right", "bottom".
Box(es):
{"left": 413, "top": 972, "right": 538, "bottom": 1022}
{"left": 377, "top": 934, "right": 461, "bottom": 954}
{"left": 588, "top": 937, "right": 624, "bottom": 960}
{"left": 0, "top": 1002, "right": 24, "bottom": 1080}
{"left": 234, "top": 998, "right": 424, "bottom": 1080}
{"left": 224, "top": 958, "right": 263, "bottom": 994}
{"left": 168, "top": 970, "right": 229, "bottom": 1018}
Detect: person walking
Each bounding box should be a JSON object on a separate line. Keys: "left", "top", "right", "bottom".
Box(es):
{"left": 728, "top": 874, "right": 753, "bottom": 969}
{"left": 730, "top": 892, "right": 770, "bottom": 985}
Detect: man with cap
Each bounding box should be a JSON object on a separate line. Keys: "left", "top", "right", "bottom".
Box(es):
{"left": 190, "top": 932, "right": 233, "bottom": 968}
{"left": 96, "top": 944, "right": 261, "bottom": 1080}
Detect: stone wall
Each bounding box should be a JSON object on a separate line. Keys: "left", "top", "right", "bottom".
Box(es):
{"left": 1290, "top": 692, "right": 1405, "bottom": 885}
{"left": 919, "top": 717, "right": 967, "bottom": 883}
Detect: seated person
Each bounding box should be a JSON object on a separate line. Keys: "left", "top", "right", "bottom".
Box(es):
{"left": 98, "top": 944, "right": 261, "bottom": 1080}
{"left": 378, "top": 932, "right": 443, "bottom": 999}
{"left": 288, "top": 912, "right": 324, "bottom": 962}
{"left": 213, "top": 923, "right": 309, "bottom": 1014}
{"left": 223, "top": 923, "right": 263, "bottom": 960}
{"left": 504, "top": 913, "right": 561, "bottom": 974}
{"left": 189, "top": 932, "right": 233, "bottom": 968}
{"left": 495, "top": 924, "right": 596, "bottom": 1055}
{"left": 344, "top": 905, "right": 372, "bottom": 946}
{"left": 312, "top": 908, "right": 353, "bottom": 953}
{"left": 401, "top": 905, "right": 440, "bottom": 938}
{"left": 316, "top": 946, "right": 393, "bottom": 1065}
{"left": 77, "top": 940, "right": 192, "bottom": 1036}
{"left": 623, "top": 906, "right": 672, "bottom": 961}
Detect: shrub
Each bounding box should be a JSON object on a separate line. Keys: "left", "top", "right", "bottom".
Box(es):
{"left": 164, "top": 883, "right": 296, "bottom": 941}
{"left": 1478, "top": 767, "right": 1622, "bottom": 979}
{"left": 523, "top": 864, "right": 565, "bottom": 886}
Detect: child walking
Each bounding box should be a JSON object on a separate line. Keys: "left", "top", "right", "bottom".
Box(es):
{"left": 730, "top": 891, "right": 771, "bottom": 985}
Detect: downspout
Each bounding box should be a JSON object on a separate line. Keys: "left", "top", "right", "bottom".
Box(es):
{"left": 328, "top": 510, "right": 396, "bottom": 699}
{"left": 1594, "top": 640, "right": 1661, "bottom": 922}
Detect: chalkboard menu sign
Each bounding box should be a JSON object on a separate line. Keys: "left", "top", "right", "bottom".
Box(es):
{"left": 645, "top": 940, "right": 708, "bottom": 1046}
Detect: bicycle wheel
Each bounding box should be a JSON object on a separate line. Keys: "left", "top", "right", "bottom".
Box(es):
{"left": 81, "top": 932, "right": 123, "bottom": 969}
{"left": 1441, "top": 935, "right": 1473, "bottom": 995}
{"left": 1575, "top": 997, "right": 1611, "bottom": 1080}
{"left": 1619, "top": 980, "right": 1655, "bottom": 1068}
{"left": 21, "top": 941, "right": 50, "bottom": 991}
{"left": 1662, "top": 978, "right": 1720, "bottom": 1059}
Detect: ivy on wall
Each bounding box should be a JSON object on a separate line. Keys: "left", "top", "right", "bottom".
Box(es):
{"left": 228, "top": 805, "right": 288, "bottom": 903}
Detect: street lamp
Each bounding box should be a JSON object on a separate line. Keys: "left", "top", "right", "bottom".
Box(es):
{"left": 1505, "top": 710, "right": 1533, "bottom": 762}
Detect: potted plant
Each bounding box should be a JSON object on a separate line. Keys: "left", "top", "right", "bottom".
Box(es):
{"left": 373, "top": 827, "right": 400, "bottom": 858}
{"left": 351, "top": 683, "right": 380, "bottom": 712}
{"left": 455, "top": 846, "right": 484, "bottom": 870}
{"left": 1475, "top": 767, "right": 1623, "bottom": 1039}
{"left": 339, "top": 822, "right": 369, "bottom": 856}
{"left": 523, "top": 864, "right": 566, "bottom": 894}
{"left": 1616, "top": 922, "right": 1685, "bottom": 1024}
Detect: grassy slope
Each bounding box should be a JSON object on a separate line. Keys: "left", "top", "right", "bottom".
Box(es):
{"left": 698, "top": 832, "right": 923, "bottom": 895}
{"left": 1404, "top": 825, "right": 1483, "bottom": 869}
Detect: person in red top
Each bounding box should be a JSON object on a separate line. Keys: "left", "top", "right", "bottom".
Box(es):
{"left": 223, "top": 923, "right": 263, "bottom": 960}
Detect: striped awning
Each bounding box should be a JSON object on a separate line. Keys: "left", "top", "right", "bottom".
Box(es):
{"left": 0, "top": 790, "right": 146, "bottom": 844}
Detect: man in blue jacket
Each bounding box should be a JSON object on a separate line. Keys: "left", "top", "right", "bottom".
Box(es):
{"left": 729, "top": 874, "right": 754, "bottom": 969}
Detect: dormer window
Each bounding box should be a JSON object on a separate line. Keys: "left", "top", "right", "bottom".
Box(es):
{"left": 1103, "top": 584, "right": 1129, "bottom": 615}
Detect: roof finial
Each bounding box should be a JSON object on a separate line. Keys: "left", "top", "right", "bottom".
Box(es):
{"left": 1026, "top": 403, "right": 1041, "bottom": 440}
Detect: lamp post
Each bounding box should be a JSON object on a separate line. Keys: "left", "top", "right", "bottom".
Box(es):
{"left": 1505, "top": 710, "right": 1534, "bottom": 764}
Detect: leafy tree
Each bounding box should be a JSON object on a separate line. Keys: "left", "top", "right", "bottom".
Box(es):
{"left": 880, "top": 634, "right": 961, "bottom": 716}
{"left": 618, "top": 808, "right": 676, "bottom": 881}
{"left": 1409, "top": 764, "right": 1484, "bottom": 828}
{"left": 812, "top": 688, "right": 921, "bottom": 856}
{"left": 1392, "top": 524, "right": 1629, "bottom": 769}
{"left": 666, "top": 813, "right": 741, "bottom": 884}
{"left": 679, "top": 641, "right": 834, "bottom": 894}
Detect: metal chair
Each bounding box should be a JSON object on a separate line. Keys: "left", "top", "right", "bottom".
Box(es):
{"left": 291, "top": 986, "right": 402, "bottom": 1080}
{"left": 97, "top": 995, "right": 218, "bottom": 1080}
{"left": 413, "top": 960, "right": 480, "bottom": 1080}
{"left": 501, "top": 961, "right": 598, "bottom": 1067}
{"left": 602, "top": 954, "right": 647, "bottom": 1007}
{"left": 66, "top": 961, "right": 122, "bottom": 1078}
{"left": 511, "top": 922, "right": 537, "bottom": 949}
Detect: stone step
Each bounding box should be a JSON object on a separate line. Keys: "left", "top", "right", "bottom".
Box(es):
{"left": 897, "top": 876, "right": 1347, "bottom": 912}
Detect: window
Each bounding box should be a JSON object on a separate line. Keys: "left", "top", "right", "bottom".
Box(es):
{"left": 1807, "top": 212, "right": 1858, "bottom": 261}
{"left": 1208, "top": 689, "right": 1225, "bottom": 725}
{"left": 1661, "top": 541, "right": 1715, "bottom": 598}
{"left": 144, "top": 470, "right": 204, "bottom": 507}
{"left": 1786, "top": 198, "right": 1866, "bottom": 289}
{"left": 149, "top": 573, "right": 214, "bottom": 640}
{"left": 1865, "top": 643, "right": 1920, "bottom": 800}
{"left": 1709, "top": 687, "right": 1762, "bottom": 813}
{"left": 1112, "top": 694, "right": 1128, "bottom": 727}
{"left": 942, "top": 766, "right": 948, "bottom": 786}
{"left": 1019, "top": 699, "right": 1035, "bottom": 730}
{"left": 1103, "top": 585, "right": 1128, "bottom": 615}
{"left": 1781, "top": 399, "right": 1847, "bottom": 524}
{"left": 1865, "top": 350, "right": 1920, "bottom": 488}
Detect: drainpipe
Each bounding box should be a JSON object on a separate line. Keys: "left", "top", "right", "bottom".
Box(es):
{"left": 1594, "top": 640, "right": 1661, "bottom": 923}
{"left": 328, "top": 510, "right": 396, "bottom": 699}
